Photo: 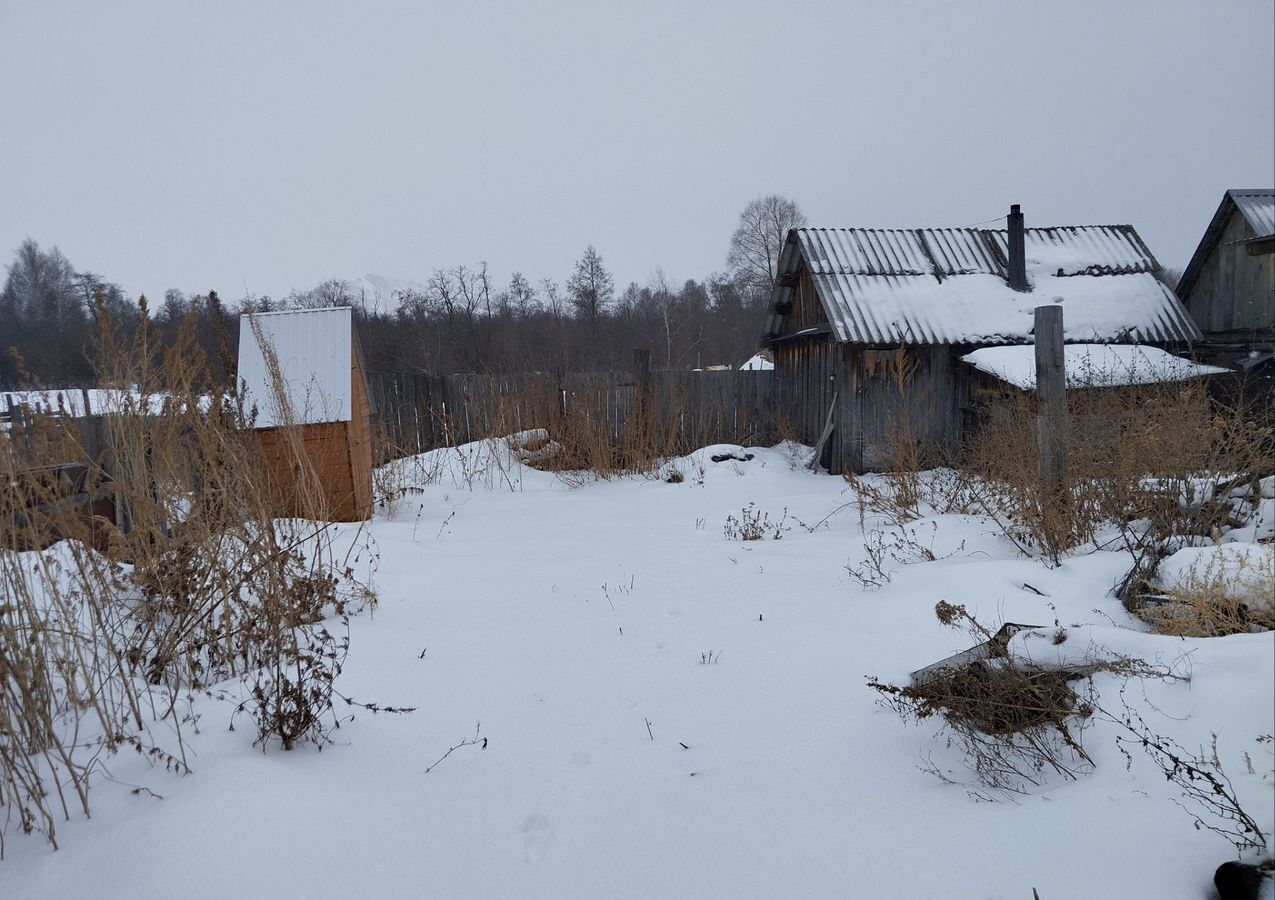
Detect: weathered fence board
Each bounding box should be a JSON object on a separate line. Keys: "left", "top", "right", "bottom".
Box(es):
{"left": 367, "top": 369, "right": 777, "bottom": 459}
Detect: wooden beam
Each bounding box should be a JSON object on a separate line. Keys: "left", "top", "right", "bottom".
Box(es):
{"left": 1246, "top": 236, "right": 1275, "bottom": 256}
{"left": 769, "top": 324, "right": 833, "bottom": 343}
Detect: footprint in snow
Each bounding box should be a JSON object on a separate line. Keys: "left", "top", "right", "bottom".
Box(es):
{"left": 519, "top": 814, "right": 552, "bottom": 863}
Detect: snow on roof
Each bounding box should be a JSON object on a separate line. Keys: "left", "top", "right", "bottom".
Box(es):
{"left": 1230, "top": 189, "right": 1275, "bottom": 238}
{"left": 739, "top": 353, "right": 774, "bottom": 371}
{"left": 961, "top": 344, "right": 1228, "bottom": 390}
{"left": 237, "top": 307, "right": 353, "bottom": 428}
{"left": 766, "top": 225, "right": 1199, "bottom": 346}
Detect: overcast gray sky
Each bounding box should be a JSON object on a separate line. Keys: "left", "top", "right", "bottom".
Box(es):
{"left": 2, "top": 0, "right": 1272, "bottom": 303}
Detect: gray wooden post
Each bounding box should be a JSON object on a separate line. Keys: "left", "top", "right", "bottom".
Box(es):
{"left": 553, "top": 366, "right": 566, "bottom": 419}
{"left": 1034, "top": 305, "right": 1068, "bottom": 537}
{"left": 633, "top": 349, "right": 651, "bottom": 440}
{"left": 7, "top": 396, "right": 34, "bottom": 458}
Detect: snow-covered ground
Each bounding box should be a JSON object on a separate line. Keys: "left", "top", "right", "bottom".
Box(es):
{"left": 4, "top": 443, "right": 1273, "bottom": 899}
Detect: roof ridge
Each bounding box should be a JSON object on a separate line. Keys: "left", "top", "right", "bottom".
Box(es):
{"left": 798, "top": 223, "right": 1139, "bottom": 233}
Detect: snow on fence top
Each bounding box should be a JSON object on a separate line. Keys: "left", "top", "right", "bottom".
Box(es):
{"left": 768, "top": 225, "right": 1200, "bottom": 346}
{"left": 237, "top": 307, "right": 353, "bottom": 428}
{"left": 960, "top": 344, "right": 1228, "bottom": 390}
{"left": 739, "top": 353, "right": 774, "bottom": 371}
{"left": 2, "top": 388, "right": 173, "bottom": 418}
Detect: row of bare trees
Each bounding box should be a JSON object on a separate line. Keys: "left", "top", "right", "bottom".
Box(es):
{"left": 1, "top": 195, "right": 806, "bottom": 386}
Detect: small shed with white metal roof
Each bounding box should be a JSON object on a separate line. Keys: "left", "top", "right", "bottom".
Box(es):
{"left": 237, "top": 307, "right": 374, "bottom": 521}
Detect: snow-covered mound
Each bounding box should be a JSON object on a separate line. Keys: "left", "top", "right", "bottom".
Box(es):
{"left": 1155, "top": 543, "right": 1275, "bottom": 613}
{"left": 961, "top": 343, "right": 1228, "bottom": 390}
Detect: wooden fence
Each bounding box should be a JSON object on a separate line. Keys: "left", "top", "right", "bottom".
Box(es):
{"left": 368, "top": 357, "right": 777, "bottom": 457}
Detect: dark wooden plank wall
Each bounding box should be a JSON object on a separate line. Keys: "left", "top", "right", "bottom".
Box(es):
{"left": 772, "top": 270, "right": 973, "bottom": 474}
{"left": 1184, "top": 208, "right": 1275, "bottom": 345}
{"left": 844, "top": 345, "right": 967, "bottom": 472}
{"left": 368, "top": 369, "right": 777, "bottom": 459}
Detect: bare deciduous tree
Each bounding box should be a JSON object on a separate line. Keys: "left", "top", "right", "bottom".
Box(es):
{"left": 726, "top": 195, "right": 807, "bottom": 298}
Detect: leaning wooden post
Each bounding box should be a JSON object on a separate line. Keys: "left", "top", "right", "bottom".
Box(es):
{"left": 1034, "top": 305, "right": 1068, "bottom": 547}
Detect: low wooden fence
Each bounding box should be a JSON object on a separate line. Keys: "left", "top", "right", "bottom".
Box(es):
{"left": 369, "top": 355, "right": 777, "bottom": 457}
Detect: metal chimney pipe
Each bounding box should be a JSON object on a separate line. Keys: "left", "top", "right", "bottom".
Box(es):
{"left": 1007, "top": 204, "right": 1028, "bottom": 292}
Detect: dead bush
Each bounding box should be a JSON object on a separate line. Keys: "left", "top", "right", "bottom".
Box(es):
{"left": 0, "top": 301, "right": 406, "bottom": 854}
{"left": 959, "top": 377, "right": 1271, "bottom": 566}
{"left": 867, "top": 603, "right": 1096, "bottom": 795}
{"left": 1137, "top": 545, "right": 1275, "bottom": 636}
{"left": 845, "top": 521, "right": 965, "bottom": 588}
{"left": 723, "top": 503, "right": 789, "bottom": 541}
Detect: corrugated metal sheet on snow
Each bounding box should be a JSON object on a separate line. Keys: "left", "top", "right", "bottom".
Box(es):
{"left": 1231, "top": 189, "right": 1275, "bottom": 238}
{"left": 780, "top": 225, "right": 1197, "bottom": 345}
{"left": 238, "top": 307, "right": 353, "bottom": 428}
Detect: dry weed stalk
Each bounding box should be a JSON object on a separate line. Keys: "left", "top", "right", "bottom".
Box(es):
{"left": 1138, "top": 546, "right": 1275, "bottom": 636}
{"left": 0, "top": 303, "right": 404, "bottom": 855}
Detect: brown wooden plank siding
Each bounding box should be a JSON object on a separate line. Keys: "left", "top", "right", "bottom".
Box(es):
{"left": 1182, "top": 208, "right": 1275, "bottom": 348}
{"left": 346, "top": 345, "right": 374, "bottom": 519}
{"left": 256, "top": 343, "right": 374, "bottom": 523}
{"left": 257, "top": 421, "right": 362, "bottom": 521}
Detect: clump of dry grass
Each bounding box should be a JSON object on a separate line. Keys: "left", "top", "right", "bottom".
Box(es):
{"left": 1138, "top": 545, "right": 1275, "bottom": 636}
{"left": 958, "top": 376, "right": 1271, "bottom": 568}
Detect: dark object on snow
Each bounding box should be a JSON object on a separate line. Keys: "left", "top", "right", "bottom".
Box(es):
{"left": 1214, "top": 860, "right": 1268, "bottom": 900}
{"left": 710, "top": 452, "right": 754, "bottom": 463}
{"left": 910, "top": 622, "right": 1040, "bottom": 686}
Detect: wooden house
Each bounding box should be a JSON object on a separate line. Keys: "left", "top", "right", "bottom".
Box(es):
{"left": 1175, "top": 188, "right": 1274, "bottom": 368}
{"left": 237, "top": 307, "right": 374, "bottom": 521}
{"left": 759, "top": 206, "right": 1202, "bottom": 473}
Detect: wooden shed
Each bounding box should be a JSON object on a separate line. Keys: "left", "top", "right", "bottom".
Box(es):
{"left": 1175, "top": 188, "right": 1274, "bottom": 368}
{"left": 759, "top": 206, "right": 1202, "bottom": 473}
{"left": 237, "top": 307, "right": 374, "bottom": 522}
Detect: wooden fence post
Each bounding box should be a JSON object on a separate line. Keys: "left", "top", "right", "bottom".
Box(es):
{"left": 632, "top": 349, "right": 651, "bottom": 445}
{"left": 1034, "top": 305, "right": 1068, "bottom": 543}
{"left": 553, "top": 366, "right": 566, "bottom": 419}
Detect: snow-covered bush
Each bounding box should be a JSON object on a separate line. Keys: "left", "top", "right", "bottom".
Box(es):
{"left": 1143, "top": 544, "right": 1275, "bottom": 635}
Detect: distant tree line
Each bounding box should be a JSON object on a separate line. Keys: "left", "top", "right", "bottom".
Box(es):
{"left": 0, "top": 196, "right": 805, "bottom": 388}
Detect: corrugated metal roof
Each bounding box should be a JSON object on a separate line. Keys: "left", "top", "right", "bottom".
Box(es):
{"left": 766, "top": 224, "right": 1198, "bottom": 346}
{"left": 237, "top": 307, "right": 353, "bottom": 428}
{"left": 1230, "top": 189, "right": 1275, "bottom": 237}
